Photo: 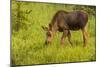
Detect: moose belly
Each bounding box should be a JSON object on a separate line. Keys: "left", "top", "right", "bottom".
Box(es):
{"left": 58, "top": 22, "right": 85, "bottom": 31}
{"left": 58, "top": 24, "right": 81, "bottom": 32}
{"left": 67, "top": 22, "right": 85, "bottom": 30}
{"left": 68, "top": 24, "right": 81, "bottom": 30}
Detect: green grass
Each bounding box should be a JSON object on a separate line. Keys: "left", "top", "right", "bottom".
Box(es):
{"left": 12, "top": 1, "right": 96, "bottom": 65}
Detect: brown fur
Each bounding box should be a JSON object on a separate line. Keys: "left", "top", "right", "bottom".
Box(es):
{"left": 42, "top": 10, "right": 88, "bottom": 47}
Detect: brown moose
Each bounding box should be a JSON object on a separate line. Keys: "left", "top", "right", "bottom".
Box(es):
{"left": 42, "top": 10, "right": 88, "bottom": 47}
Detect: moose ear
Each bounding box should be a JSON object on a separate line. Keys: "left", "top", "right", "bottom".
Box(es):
{"left": 41, "top": 26, "right": 48, "bottom": 31}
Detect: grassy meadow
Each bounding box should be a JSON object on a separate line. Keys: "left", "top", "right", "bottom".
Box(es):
{"left": 12, "top": 0, "right": 96, "bottom": 66}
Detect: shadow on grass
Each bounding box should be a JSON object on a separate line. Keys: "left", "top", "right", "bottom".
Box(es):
{"left": 32, "top": 43, "right": 50, "bottom": 52}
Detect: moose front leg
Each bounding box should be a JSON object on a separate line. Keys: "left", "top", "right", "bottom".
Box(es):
{"left": 67, "top": 31, "right": 73, "bottom": 46}
{"left": 60, "top": 30, "right": 67, "bottom": 45}
{"left": 82, "top": 28, "right": 88, "bottom": 47}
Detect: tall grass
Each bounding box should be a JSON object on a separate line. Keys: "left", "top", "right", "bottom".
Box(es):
{"left": 12, "top": 1, "right": 96, "bottom": 65}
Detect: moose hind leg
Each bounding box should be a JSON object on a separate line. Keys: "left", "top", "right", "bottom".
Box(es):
{"left": 82, "top": 28, "right": 88, "bottom": 47}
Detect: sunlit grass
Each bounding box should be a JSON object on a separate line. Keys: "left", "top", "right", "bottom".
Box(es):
{"left": 12, "top": 1, "right": 96, "bottom": 65}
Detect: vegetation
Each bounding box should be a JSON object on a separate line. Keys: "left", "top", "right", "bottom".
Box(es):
{"left": 12, "top": 0, "right": 96, "bottom": 66}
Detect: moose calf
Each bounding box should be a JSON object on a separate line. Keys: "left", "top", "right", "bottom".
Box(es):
{"left": 42, "top": 10, "right": 88, "bottom": 47}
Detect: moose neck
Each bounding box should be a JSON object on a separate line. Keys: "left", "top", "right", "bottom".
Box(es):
{"left": 49, "top": 24, "right": 57, "bottom": 33}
